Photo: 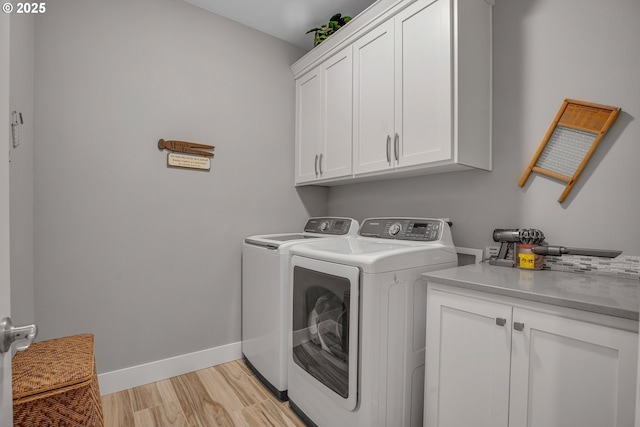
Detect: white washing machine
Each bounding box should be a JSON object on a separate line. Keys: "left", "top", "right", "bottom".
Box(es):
{"left": 242, "top": 217, "right": 359, "bottom": 401}
{"left": 287, "top": 218, "right": 457, "bottom": 426}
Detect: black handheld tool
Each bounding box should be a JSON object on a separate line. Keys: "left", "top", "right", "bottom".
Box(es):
{"left": 532, "top": 246, "right": 621, "bottom": 258}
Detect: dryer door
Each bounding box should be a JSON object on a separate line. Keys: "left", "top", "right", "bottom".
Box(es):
{"left": 291, "top": 256, "right": 360, "bottom": 411}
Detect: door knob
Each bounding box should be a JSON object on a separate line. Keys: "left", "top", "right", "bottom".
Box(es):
{"left": 0, "top": 317, "right": 37, "bottom": 354}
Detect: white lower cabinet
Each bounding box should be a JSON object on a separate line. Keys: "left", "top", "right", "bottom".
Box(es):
{"left": 425, "top": 285, "right": 638, "bottom": 427}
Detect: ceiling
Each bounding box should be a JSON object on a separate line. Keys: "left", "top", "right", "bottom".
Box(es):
{"left": 184, "top": 0, "right": 377, "bottom": 50}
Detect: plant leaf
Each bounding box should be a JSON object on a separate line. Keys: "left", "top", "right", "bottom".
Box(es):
{"left": 308, "top": 12, "right": 352, "bottom": 45}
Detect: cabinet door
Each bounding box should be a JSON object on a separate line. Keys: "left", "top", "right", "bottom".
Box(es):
{"left": 395, "top": 0, "right": 452, "bottom": 168}
{"left": 509, "top": 307, "right": 638, "bottom": 427}
{"left": 321, "top": 48, "right": 352, "bottom": 180}
{"left": 425, "top": 289, "right": 512, "bottom": 427}
{"left": 295, "top": 68, "right": 322, "bottom": 184}
{"left": 352, "top": 20, "right": 395, "bottom": 175}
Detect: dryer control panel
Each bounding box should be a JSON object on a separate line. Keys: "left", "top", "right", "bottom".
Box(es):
{"left": 304, "top": 217, "right": 357, "bottom": 235}
{"left": 359, "top": 218, "right": 450, "bottom": 241}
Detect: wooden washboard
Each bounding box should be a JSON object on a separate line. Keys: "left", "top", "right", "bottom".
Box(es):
{"left": 519, "top": 99, "right": 620, "bottom": 202}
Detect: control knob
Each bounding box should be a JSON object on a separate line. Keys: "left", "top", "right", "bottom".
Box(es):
{"left": 319, "top": 221, "right": 330, "bottom": 232}
{"left": 388, "top": 222, "right": 402, "bottom": 236}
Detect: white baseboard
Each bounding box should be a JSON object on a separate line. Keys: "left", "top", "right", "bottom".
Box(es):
{"left": 97, "top": 341, "right": 242, "bottom": 395}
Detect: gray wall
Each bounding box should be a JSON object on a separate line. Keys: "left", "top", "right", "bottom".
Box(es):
{"left": 329, "top": 0, "right": 640, "bottom": 256}
{"left": 9, "top": 14, "right": 35, "bottom": 327}
{"left": 33, "top": 0, "right": 326, "bottom": 373}
{"left": 21, "top": 0, "right": 640, "bottom": 377}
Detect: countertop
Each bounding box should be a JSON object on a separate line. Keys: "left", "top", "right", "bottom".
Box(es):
{"left": 424, "top": 263, "right": 640, "bottom": 321}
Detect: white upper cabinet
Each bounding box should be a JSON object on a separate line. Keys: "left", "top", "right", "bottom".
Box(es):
{"left": 353, "top": 0, "right": 453, "bottom": 176}
{"left": 295, "top": 48, "right": 353, "bottom": 184}
{"left": 292, "top": 0, "right": 492, "bottom": 186}
{"left": 321, "top": 49, "right": 353, "bottom": 181}
{"left": 352, "top": 20, "right": 396, "bottom": 174}
{"left": 394, "top": 0, "right": 453, "bottom": 168}
{"left": 295, "top": 69, "right": 322, "bottom": 183}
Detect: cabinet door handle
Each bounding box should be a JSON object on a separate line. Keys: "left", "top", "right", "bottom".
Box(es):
{"left": 495, "top": 318, "right": 506, "bottom": 327}
{"left": 314, "top": 154, "right": 319, "bottom": 176}
{"left": 394, "top": 133, "right": 399, "bottom": 161}
{"left": 513, "top": 322, "right": 525, "bottom": 331}
{"left": 319, "top": 153, "right": 323, "bottom": 175}
{"left": 386, "top": 135, "right": 391, "bottom": 164}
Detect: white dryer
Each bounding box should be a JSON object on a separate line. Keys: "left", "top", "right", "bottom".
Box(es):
{"left": 287, "top": 218, "right": 457, "bottom": 426}
{"left": 242, "top": 217, "right": 359, "bottom": 401}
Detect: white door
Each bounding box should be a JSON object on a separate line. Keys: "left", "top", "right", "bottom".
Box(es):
{"left": 352, "top": 19, "right": 395, "bottom": 175}
{"left": 395, "top": 0, "right": 452, "bottom": 168}
{"left": 509, "top": 307, "right": 638, "bottom": 427}
{"left": 1, "top": 11, "right": 13, "bottom": 425}
{"left": 320, "top": 47, "right": 352, "bottom": 180}
{"left": 1, "top": 16, "right": 37, "bottom": 425}
{"left": 425, "top": 289, "right": 512, "bottom": 427}
{"left": 295, "top": 68, "right": 322, "bottom": 184}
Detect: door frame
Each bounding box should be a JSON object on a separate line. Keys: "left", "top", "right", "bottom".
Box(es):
{"left": 1, "top": 10, "right": 14, "bottom": 427}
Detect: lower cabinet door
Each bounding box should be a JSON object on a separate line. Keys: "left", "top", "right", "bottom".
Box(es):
{"left": 425, "top": 289, "right": 512, "bottom": 427}
{"left": 509, "top": 307, "right": 639, "bottom": 427}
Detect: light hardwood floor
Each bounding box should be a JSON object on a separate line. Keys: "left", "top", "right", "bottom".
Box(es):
{"left": 101, "top": 360, "right": 306, "bottom": 427}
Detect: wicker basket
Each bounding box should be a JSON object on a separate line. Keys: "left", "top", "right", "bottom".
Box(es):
{"left": 12, "top": 334, "right": 104, "bottom": 427}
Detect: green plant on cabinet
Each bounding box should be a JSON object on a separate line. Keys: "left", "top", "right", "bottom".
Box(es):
{"left": 306, "top": 13, "right": 352, "bottom": 46}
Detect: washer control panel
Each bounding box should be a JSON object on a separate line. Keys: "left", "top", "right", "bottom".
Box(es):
{"left": 359, "top": 218, "right": 448, "bottom": 241}
{"left": 304, "top": 217, "right": 356, "bottom": 235}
